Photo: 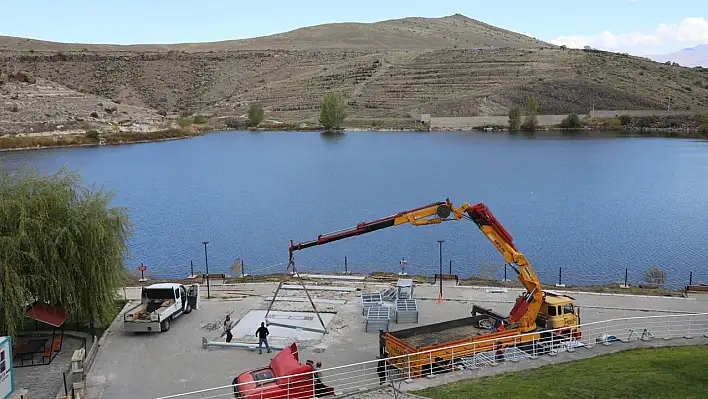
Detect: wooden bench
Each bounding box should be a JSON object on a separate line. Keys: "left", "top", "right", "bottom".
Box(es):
{"left": 685, "top": 285, "right": 708, "bottom": 294}
{"left": 433, "top": 274, "right": 459, "bottom": 285}
{"left": 43, "top": 336, "right": 62, "bottom": 358}
{"left": 202, "top": 273, "right": 226, "bottom": 284}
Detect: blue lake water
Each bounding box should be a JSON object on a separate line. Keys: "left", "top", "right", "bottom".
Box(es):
{"left": 2, "top": 130, "right": 708, "bottom": 288}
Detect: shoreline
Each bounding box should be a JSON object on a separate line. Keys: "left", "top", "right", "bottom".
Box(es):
{"left": 2, "top": 124, "right": 706, "bottom": 152}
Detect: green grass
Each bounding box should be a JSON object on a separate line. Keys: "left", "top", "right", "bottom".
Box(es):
{"left": 415, "top": 346, "right": 708, "bottom": 399}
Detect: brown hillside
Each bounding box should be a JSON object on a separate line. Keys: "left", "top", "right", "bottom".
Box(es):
{"left": 0, "top": 14, "right": 549, "bottom": 52}
{"left": 1, "top": 15, "right": 707, "bottom": 134}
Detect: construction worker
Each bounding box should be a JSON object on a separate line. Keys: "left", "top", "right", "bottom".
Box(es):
{"left": 222, "top": 315, "right": 233, "bottom": 343}
{"left": 255, "top": 322, "right": 271, "bottom": 354}
{"left": 377, "top": 353, "right": 388, "bottom": 385}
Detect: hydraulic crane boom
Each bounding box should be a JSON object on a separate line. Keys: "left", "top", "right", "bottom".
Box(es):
{"left": 289, "top": 199, "right": 545, "bottom": 332}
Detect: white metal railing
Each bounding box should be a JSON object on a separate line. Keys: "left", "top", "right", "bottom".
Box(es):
{"left": 155, "top": 312, "right": 708, "bottom": 399}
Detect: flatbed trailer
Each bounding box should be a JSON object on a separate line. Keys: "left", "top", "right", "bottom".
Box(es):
{"left": 381, "top": 305, "right": 577, "bottom": 378}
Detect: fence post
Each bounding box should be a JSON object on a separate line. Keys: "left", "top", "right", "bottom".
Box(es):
{"left": 512, "top": 336, "right": 518, "bottom": 362}
{"left": 689, "top": 271, "right": 693, "bottom": 287}
{"left": 549, "top": 331, "right": 555, "bottom": 355}
{"left": 624, "top": 268, "right": 628, "bottom": 287}
{"left": 428, "top": 352, "right": 433, "bottom": 377}
{"left": 558, "top": 267, "right": 563, "bottom": 286}
{"left": 472, "top": 342, "right": 477, "bottom": 369}
{"left": 407, "top": 354, "right": 412, "bottom": 382}
{"left": 504, "top": 264, "right": 507, "bottom": 281}
{"left": 685, "top": 315, "right": 693, "bottom": 339}
{"left": 451, "top": 346, "right": 455, "bottom": 371}
{"left": 344, "top": 257, "right": 348, "bottom": 274}
{"left": 287, "top": 376, "right": 290, "bottom": 397}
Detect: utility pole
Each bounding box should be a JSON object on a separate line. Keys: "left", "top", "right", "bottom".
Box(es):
{"left": 437, "top": 240, "right": 445, "bottom": 304}
{"left": 203, "top": 241, "right": 210, "bottom": 299}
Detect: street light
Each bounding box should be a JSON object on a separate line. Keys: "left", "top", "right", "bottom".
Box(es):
{"left": 437, "top": 240, "right": 445, "bottom": 304}
{"left": 203, "top": 241, "right": 210, "bottom": 299}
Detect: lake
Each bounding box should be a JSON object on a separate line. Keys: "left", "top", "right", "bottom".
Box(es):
{"left": 2, "top": 130, "right": 707, "bottom": 288}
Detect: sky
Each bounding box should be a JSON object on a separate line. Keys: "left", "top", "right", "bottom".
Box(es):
{"left": 0, "top": 0, "right": 705, "bottom": 56}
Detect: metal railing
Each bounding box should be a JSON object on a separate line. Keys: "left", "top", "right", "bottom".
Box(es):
{"left": 155, "top": 312, "right": 708, "bottom": 399}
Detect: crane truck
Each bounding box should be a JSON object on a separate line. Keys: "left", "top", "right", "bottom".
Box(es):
{"left": 288, "top": 199, "right": 581, "bottom": 378}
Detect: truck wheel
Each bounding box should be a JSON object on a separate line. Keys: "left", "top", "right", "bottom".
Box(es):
{"left": 184, "top": 303, "right": 192, "bottom": 314}
{"left": 161, "top": 318, "right": 171, "bottom": 332}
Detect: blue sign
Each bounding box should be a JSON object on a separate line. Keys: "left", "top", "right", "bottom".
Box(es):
{"left": 0, "top": 336, "right": 13, "bottom": 399}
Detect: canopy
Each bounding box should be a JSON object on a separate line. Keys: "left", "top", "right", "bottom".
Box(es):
{"left": 25, "top": 302, "right": 67, "bottom": 328}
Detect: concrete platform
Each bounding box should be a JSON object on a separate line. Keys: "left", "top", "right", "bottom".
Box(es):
{"left": 232, "top": 310, "right": 335, "bottom": 342}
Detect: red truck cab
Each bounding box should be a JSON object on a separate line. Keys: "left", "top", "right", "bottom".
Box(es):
{"left": 232, "top": 343, "right": 334, "bottom": 399}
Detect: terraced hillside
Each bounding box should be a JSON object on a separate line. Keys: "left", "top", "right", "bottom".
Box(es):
{"left": 1, "top": 14, "right": 708, "bottom": 133}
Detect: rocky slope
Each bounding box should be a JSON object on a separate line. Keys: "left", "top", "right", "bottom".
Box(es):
{"left": 1, "top": 15, "right": 707, "bottom": 134}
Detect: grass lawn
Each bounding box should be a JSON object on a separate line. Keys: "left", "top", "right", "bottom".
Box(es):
{"left": 415, "top": 346, "right": 708, "bottom": 399}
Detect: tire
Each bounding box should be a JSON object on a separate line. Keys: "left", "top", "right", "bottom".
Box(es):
{"left": 184, "top": 303, "right": 192, "bottom": 314}
{"left": 161, "top": 318, "right": 171, "bottom": 332}
{"left": 232, "top": 377, "right": 241, "bottom": 398}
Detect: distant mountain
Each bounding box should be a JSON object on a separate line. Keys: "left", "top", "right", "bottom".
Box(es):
{"left": 649, "top": 44, "right": 708, "bottom": 67}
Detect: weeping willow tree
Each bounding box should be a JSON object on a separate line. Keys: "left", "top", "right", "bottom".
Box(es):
{"left": 0, "top": 167, "right": 132, "bottom": 338}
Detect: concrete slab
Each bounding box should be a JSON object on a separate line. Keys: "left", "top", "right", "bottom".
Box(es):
{"left": 281, "top": 284, "right": 357, "bottom": 292}
{"left": 231, "top": 310, "right": 335, "bottom": 342}
{"left": 299, "top": 274, "right": 366, "bottom": 281}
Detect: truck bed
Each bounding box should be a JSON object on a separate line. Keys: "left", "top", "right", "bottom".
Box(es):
{"left": 389, "top": 316, "right": 493, "bottom": 349}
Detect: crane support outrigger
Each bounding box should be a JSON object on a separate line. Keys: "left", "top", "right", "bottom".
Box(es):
{"left": 287, "top": 199, "right": 560, "bottom": 333}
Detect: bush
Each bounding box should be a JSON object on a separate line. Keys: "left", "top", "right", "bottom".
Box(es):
{"left": 643, "top": 266, "right": 667, "bottom": 287}
{"left": 225, "top": 118, "right": 248, "bottom": 130}
{"left": 619, "top": 115, "right": 632, "bottom": 126}
{"left": 560, "top": 113, "right": 582, "bottom": 129}
{"left": 178, "top": 117, "right": 193, "bottom": 128}
{"left": 247, "top": 103, "right": 265, "bottom": 127}
{"left": 522, "top": 97, "right": 539, "bottom": 131}
{"left": 84, "top": 130, "right": 100, "bottom": 140}
{"left": 508, "top": 107, "right": 522, "bottom": 131}
{"left": 319, "top": 92, "right": 346, "bottom": 131}
{"left": 192, "top": 115, "right": 208, "bottom": 124}
{"left": 606, "top": 118, "right": 623, "bottom": 129}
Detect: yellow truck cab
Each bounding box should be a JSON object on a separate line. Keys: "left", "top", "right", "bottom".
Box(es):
{"left": 538, "top": 294, "right": 579, "bottom": 331}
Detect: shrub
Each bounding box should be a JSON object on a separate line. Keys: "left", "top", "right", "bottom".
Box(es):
{"left": 192, "top": 115, "right": 208, "bottom": 124}
{"left": 643, "top": 266, "right": 667, "bottom": 287}
{"left": 606, "top": 118, "right": 623, "bottom": 128}
{"left": 178, "top": 117, "right": 193, "bottom": 128}
{"left": 84, "top": 130, "right": 100, "bottom": 140}
{"left": 508, "top": 107, "right": 522, "bottom": 131}
{"left": 247, "top": 103, "right": 265, "bottom": 127}
{"left": 319, "top": 92, "right": 346, "bottom": 131}
{"left": 521, "top": 97, "right": 539, "bottom": 131}
{"left": 560, "top": 113, "right": 582, "bottom": 129}
{"left": 619, "top": 115, "right": 632, "bottom": 126}
{"left": 225, "top": 118, "right": 248, "bottom": 129}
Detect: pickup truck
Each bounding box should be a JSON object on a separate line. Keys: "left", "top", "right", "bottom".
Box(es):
{"left": 232, "top": 343, "right": 335, "bottom": 399}
{"left": 123, "top": 283, "right": 200, "bottom": 333}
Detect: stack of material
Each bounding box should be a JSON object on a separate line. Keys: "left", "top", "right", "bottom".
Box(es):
{"left": 361, "top": 292, "right": 384, "bottom": 315}
{"left": 395, "top": 279, "right": 414, "bottom": 300}
{"left": 380, "top": 286, "right": 397, "bottom": 301}
{"left": 365, "top": 306, "right": 390, "bottom": 333}
{"left": 394, "top": 299, "right": 419, "bottom": 324}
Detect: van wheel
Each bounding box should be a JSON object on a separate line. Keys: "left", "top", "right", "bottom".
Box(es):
{"left": 161, "top": 318, "right": 171, "bottom": 332}
{"left": 184, "top": 303, "right": 192, "bottom": 314}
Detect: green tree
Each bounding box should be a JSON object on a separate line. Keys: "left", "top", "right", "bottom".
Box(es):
{"left": 508, "top": 107, "right": 522, "bottom": 131}
{"left": 319, "top": 92, "right": 346, "bottom": 131}
{"left": 643, "top": 265, "right": 667, "bottom": 287}
{"left": 560, "top": 113, "right": 582, "bottom": 129}
{"left": 248, "top": 103, "right": 265, "bottom": 127}
{"left": 522, "top": 97, "right": 539, "bottom": 131}
{"left": 0, "top": 167, "right": 132, "bottom": 338}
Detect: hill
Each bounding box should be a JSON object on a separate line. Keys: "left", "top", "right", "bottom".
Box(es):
{"left": 1, "top": 15, "right": 708, "bottom": 136}
{"left": 0, "top": 14, "right": 549, "bottom": 52}
{"left": 649, "top": 44, "right": 708, "bottom": 68}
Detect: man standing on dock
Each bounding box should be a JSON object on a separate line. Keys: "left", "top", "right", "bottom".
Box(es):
{"left": 256, "top": 322, "right": 271, "bottom": 354}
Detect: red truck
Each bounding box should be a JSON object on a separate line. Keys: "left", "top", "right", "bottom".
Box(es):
{"left": 232, "top": 343, "right": 335, "bottom": 399}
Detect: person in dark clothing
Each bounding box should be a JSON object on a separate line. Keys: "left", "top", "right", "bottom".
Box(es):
{"left": 255, "top": 322, "right": 271, "bottom": 354}
{"left": 222, "top": 315, "right": 233, "bottom": 343}
{"left": 377, "top": 353, "right": 388, "bottom": 385}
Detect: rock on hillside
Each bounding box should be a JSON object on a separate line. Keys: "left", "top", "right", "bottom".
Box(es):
{"left": 0, "top": 74, "right": 166, "bottom": 135}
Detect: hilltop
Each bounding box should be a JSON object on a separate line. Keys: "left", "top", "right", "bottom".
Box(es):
{"left": 1, "top": 14, "right": 708, "bottom": 139}
{"left": 0, "top": 14, "right": 548, "bottom": 52}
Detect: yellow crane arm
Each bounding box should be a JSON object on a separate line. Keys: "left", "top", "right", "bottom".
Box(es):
{"left": 289, "top": 199, "right": 544, "bottom": 332}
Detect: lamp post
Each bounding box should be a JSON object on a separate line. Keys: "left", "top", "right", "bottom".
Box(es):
{"left": 203, "top": 241, "right": 210, "bottom": 299}
{"left": 437, "top": 240, "right": 445, "bottom": 304}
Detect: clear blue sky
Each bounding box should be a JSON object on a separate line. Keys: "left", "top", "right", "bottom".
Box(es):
{"left": 0, "top": 0, "right": 705, "bottom": 54}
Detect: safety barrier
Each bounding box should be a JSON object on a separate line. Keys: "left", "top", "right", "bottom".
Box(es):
{"left": 155, "top": 312, "right": 708, "bottom": 399}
